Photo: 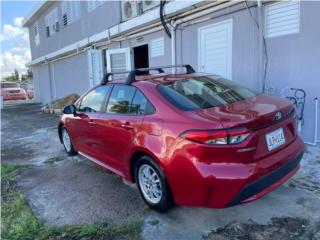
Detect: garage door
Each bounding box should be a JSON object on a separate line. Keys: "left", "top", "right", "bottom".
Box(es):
{"left": 198, "top": 19, "right": 233, "bottom": 79}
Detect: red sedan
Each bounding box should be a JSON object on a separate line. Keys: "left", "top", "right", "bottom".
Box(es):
{"left": 58, "top": 65, "right": 304, "bottom": 212}
{"left": 1, "top": 82, "right": 27, "bottom": 101}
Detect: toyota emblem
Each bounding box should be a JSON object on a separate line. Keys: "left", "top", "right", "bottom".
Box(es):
{"left": 275, "top": 112, "right": 282, "bottom": 121}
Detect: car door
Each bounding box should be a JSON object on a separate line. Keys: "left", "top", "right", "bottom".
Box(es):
{"left": 94, "top": 85, "right": 155, "bottom": 174}
{"left": 67, "top": 85, "right": 111, "bottom": 158}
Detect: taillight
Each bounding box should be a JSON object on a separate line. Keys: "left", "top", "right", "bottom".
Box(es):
{"left": 180, "top": 128, "right": 251, "bottom": 145}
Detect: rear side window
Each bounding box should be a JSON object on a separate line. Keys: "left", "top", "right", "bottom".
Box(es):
{"left": 157, "top": 76, "right": 257, "bottom": 111}
{"left": 106, "top": 85, "right": 136, "bottom": 114}
{"left": 79, "top": 85, "right": 110, "bottom": 112}
{"left": 130, "top": 90, "right": 155, "bottom": 115}
{"left": 106, "top": 85, "right": 155, "bottom": 115}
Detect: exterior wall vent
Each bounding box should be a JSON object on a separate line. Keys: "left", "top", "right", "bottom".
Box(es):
{"left": 63, "top": 14, "right": 68, "bottom": 26}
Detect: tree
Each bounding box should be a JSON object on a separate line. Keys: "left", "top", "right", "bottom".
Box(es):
{"left": 26, "top": 67, "right": 33, "bottom": 79}
{"left": 2, "top": 69, "right": 20, "bottom": 82}
{"left": 14, "top": 69, "right": 19, "bottom": 81}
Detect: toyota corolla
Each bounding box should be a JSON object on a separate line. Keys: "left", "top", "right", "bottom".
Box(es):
{"left": 58, "top": 65, "right": 304, "bottom": 212}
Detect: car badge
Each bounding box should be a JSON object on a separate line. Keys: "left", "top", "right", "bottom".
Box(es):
{"left": 275, "top": 112, "right": 282, "bottom": 121}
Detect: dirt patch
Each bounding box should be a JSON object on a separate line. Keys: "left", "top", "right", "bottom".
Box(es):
{"left": 43, "top": 93, "right": 79, "bottom": 110}
{"left": 203, "top": 217, "right": 320, "bottom": 240}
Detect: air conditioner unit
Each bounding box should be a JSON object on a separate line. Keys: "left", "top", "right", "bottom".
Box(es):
{"left": 121, "top": 0, "right": 139, "bottom": 21}
{"left": 142, "top": 0, "right": 159, "bottom": 12}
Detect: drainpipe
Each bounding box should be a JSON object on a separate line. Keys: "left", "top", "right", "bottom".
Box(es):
{"left": 257, "top": 0, "right": 264, "bottom": 93}
{"left": 309, "top": 97, "right": 319, "bottom": 145}
{"left": 169, "top": 20, "right": 177, "bottom": 73}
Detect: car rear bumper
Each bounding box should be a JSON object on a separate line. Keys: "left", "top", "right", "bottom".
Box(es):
{"left": 168, "top": 136, "right": 304, "bottom": 208}
{"left": 227, "top": 151, "right": 302, "bottom": 207}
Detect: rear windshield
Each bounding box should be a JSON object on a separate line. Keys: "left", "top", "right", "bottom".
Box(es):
{"left": 157, "top": 76, "right": 257, "bottom": 111}
{"left": 1, "top": 82, "right": 19, "bottom": 88}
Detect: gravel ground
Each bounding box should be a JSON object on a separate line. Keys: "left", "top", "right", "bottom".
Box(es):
{"left": 2, "top": 102, "right": 320, "bottom": 239}
{"left": 204, "top": 217, "right": 320, "bottom": 240}
{"left": 286, "top": 145, "right": 320, "bottom": 197}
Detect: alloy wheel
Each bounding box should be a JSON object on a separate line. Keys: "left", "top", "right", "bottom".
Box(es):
{"left": 138, "top": 164, "right": 163, "bottom": 204}
{"left": 62, "top": 128, "right": 72, "bottom": 152}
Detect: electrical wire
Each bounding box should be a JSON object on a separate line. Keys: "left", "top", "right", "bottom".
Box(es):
{"left": 160, "top": 0, "right": 172, "bottom": 38}
{"left": 244, "top": 0, "right": 269, "bottom": 93}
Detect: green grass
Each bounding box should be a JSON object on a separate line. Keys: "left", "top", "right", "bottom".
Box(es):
{"left": 1, "top": 164, "right": 142, "bottom": 240}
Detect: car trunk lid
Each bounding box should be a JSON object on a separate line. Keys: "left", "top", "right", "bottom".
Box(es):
{"left": 193, "top": 94, "right": 297, "bottom": 163}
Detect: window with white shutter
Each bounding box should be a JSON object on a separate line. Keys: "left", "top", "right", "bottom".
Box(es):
{"left": 87, "top": 0, "right": 104, "bottom": 12}
{"left": 33, "top": 22, "right": 40, "bottom": 45}
{"left": 88, "top": 49, "right": 104, "bottom": 87}
{"left": 61, "top": 1, "right": 81, "bottom": 27}
{"left": 150, "top": 37, "right": 164, "bottom": 57}
{"left": 45, "top": 8, "right": 59, "bottom": 37}
{"left": 264, "top": 1, "right": 300, "bottom": 38}
{"left": 106, "top": 48, "right": 132, "bottom": 80}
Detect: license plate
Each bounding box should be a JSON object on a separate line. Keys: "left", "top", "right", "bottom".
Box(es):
{"left": 266, "top": 128, "right": 285, "bottom": 151}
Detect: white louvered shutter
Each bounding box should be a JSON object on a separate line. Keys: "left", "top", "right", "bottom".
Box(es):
{"left": 265, "top": 1, "right": 300, "bottom": 38}
{"left": 106, "top": 48, "right": 132, "bottom": 80}
{"left": 88, "top": 49, "right": 104, "bottom": 87}
{"left": 198, "top": 19, "right": 233, "bottom": 79}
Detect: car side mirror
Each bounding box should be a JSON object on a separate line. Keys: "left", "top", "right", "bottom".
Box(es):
{"left": 63, "top": 105, "right": 77, "bottom": 115}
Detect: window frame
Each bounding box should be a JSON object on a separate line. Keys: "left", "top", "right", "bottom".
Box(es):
{"left": 45, "top": 8, "right": 59, "bottom": 38}
{"left": 102, "top": 84, "right": 156, "bottom": 116}
{"left": 264, "top": 1, "right": 300, "bottom": 38}
{"left": 61, "top": 1, "right": 81, "bottom": 27}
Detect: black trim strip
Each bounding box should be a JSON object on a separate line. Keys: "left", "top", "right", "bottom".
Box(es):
{"left": 228, "top": 152, "right": 303, "bottom": 207}
{"left": 251, "top": 109, "right": 294, "bottom": 131}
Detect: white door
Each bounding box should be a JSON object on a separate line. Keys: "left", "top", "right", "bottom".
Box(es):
{"left": 106, "top": 48, "right": 132, "bottom": 79}
{"left": 198, "top": 19, "right": 233, "bottom": 79}
{"left": 88, "top": 49, "right": 104, "bottom": 87}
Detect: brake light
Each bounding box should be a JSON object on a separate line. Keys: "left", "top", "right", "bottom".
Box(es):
{"left": 180, "top": 128, "right": 251, "bottom": 145}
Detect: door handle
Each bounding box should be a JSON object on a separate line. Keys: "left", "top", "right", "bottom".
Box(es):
{"left": 121, "top": 123, "right": 134, "bottom": 130}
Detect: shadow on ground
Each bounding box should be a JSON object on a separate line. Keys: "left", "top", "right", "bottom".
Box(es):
{"left": 1, "top": 103, "right": 145, "bottom": 226}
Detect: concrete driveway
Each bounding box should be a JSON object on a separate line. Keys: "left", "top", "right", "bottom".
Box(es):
{"left": 2, "top": 102, "right": 320, "bottom": 239}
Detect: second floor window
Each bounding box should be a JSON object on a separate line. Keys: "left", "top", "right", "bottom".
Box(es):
{"left": 33, "top": 22, "right": 40, "bottom": 45}
{"left": 61, "top": 1, "right": 81, "bottom": 27}
{"left": 87, "top": 0, "right": 104, "bottom": 12}
{"left": 45, "top": 8, "right": 59, "bottom": 37}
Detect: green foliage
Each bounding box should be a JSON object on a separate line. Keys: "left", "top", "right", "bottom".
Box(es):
{"left": 1, "top": 164, "right": 142, "bottom": 240}
{"left": 27, "top": 67, "right": 33, "bottom": 79}
{"left": 2, "top": 69, "right": 20, "bottom": 82}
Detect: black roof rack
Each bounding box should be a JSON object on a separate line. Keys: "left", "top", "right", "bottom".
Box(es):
{"left": 101, "top": 64, "right": 195, "bottom": 85}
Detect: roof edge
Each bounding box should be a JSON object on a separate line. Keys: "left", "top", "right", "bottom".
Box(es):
{"left": 22, "top": 1, "right": 50, "bottom": 27}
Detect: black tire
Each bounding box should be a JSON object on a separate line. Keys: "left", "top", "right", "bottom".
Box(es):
{"left": 135, "top": 156, "right": 174, "bottom": 212}
{"left": 61, "top": 127, "right": 77, "bottom": 156}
